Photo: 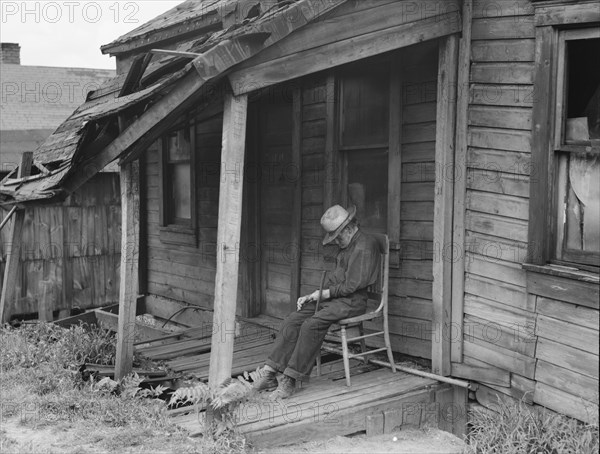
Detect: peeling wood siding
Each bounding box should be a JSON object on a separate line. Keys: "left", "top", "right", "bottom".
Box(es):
{"left": 0, "top": 174, "right": 121, "bottom": 316}
{"left": 461, "top": 1, "right": 598, "bottom": 423}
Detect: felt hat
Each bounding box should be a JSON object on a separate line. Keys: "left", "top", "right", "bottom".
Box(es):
{"left": 321, "top": 205, "right": 356, "bottom": 245}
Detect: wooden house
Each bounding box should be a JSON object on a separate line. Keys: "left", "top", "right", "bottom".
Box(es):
{"left": 0, "top": 45, "right": 119, "bottom": 320}
{"left": 1, "top": 0, "right": 598, "bottom": 434}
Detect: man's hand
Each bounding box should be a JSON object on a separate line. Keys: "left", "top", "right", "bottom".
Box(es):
{"left": 296, "top": 289, "right": 330, "bottom": 311}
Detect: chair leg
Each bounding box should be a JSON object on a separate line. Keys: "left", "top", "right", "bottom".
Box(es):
{"left": 316, "top": 350, "right": 321, "bottom": 376}
{"left": 358, "top": 324, "right": 368, "bottom": 364}
{"left": 383, "top": 318, "right": 396, "bottom": 373}
{"left": 340, "top": 326, "right": 351, "bottom": 386}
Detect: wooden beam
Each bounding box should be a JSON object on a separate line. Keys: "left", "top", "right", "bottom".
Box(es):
{"left": 290, "top": 87, "right": 303, "bottom": 307}
{"left": 62, "top": 70, "right": 211, "bottom": 195}
{"left": 388, "top": 55, "right": 402, "bottom": 246}
{"left": 527, "top": 26, "right": 556, "bottom": 265}
{"left": 208, "top": 92, "right": 249, "bottom": 388}
{"left": 450, "top": 0, "right": 473, "bottom": 363}
{"left": 0, "top": 206, "right": 16, "bottom": 231}
{"left": 115, "top": 159, "right": 141, "bottom": 379}
{"left": 323, "top": 73, "right": 337, "bottom": 211}
{"left": 432, "top": 34, "right": 459, "bottom": 377}
{"left": 0, "top": 152, "right": 33, "bottom": 324}
{"left": 230, "top": 11, "right": 462, "bottom": 95}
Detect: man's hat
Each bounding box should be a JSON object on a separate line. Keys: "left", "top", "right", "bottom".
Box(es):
{"left": 321, "top": 205, "right": 356, "bottom": 245}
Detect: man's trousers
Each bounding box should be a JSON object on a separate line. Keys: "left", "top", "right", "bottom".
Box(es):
{"left": 266, "top": 297, "right": 367, "bottom": 381}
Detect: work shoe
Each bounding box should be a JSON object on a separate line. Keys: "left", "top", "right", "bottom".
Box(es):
{"left": 269, "top": 374, "right": 296, "bottom": 400}
{"left": 252, "top": 367, "right": 278, "bottom": 392}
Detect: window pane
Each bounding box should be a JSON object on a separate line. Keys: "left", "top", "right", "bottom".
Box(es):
{"left": 347, "top": 149, "right": 388, "bottom": 233}
{"left": 167, "top": 130, "right": 191, "bottom": 161}
{"left": 340, "top": 65, "right": 390, "bottom": 147}
{"left": 565, "top": 38, "right": 600, "bottom": 142}
{"left": 564, "top": 154, "right": 600, "bottom": 254}
{"left": 170, "top": 163, "right": 191, "bottom": 221}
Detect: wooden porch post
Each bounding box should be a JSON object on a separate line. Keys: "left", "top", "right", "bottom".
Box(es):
{"left": 115, "top": 159, "right": 140, "bottom": 379}
{"left": 0, "top": 152, "right": 33, "bottom": 324}
{"left": 208, "top": 92, "right": 249, "bottom": 388}
{"left": 432, "top": 34, "right": 459, "bottom": 376}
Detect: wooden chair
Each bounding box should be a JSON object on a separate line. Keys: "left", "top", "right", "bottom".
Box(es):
{"left": 316, "top": 233, "right": 396, "bottom": 386}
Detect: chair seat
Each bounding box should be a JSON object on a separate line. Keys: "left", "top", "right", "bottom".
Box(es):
{"left": 339, "top": 310, "right": 382, "bottom": 325}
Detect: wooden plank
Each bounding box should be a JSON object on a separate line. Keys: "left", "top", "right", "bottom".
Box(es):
{"left": 526, "top": 271, "right": 600, "bottom": 310}
{"left": 527, "top": 25, "right": 554, "bottom": 264}
{"left": 467, "top": 188, "right": 529, "bottom": 221}
{"left": 366, "top": 413, "right": 384, "bottom": 436}
{"left": 536, "top": 337, "right": 598, "bottom": 380}
{"left": 450, "top": 0, "right": 472, "bottom": 364}
{"left": 536, "top": 359, "right": 599, "bottom": 403}
{"left": 471, "top": 17, "right": 534, "bottom": 40}
{"left": 536, "top": 314, "right": 599, "bottom": 355}
{"left": 388, "top": 55, "right": 402, "bottom": 244}
{"left": 467, "top": 148, "right": 531, "bottom": 175}
{"left": 463, "top": 294, "right": 535, "bottom": 332}
{"left": 463, "top": 338, "right": 535, "bottom": 379}
{"left": 467, "top": 170, "right": 530, "bottom": 198}
{"left": 470, "top": 62, "right": 534, "bottom": 85}
{"left": 323, "top": 73, "right": 336, "bottom": 211}
{"left": 466, "top": 253, "right": 527, "bottom": 287}
{"left": 208, "top": 93, "right": 248, "bottom": 389}
{"left": 464, "top": 314, "right": 536, "bottom": 357}
{"left": 0, "top": 152, "right": 32, "bottom": 323}
{"left": 143, "top": 294, "right": 213, "bottom": 327}
{"left": 466, "top": 210, "right": 527, "bottom": 243}
{"left": 534, "top": 382, "right": 598, "bottom": 423}
{"left": 468, "top": 105, "right": 532, "bottom": 130}
{"left": 472, "top": 1, "right": 533, "bottom": 18}
{"left": 469, "top": 126, "right": 531, "bottom": 153}
{"left": 230, "top": 12, "right": 462, "bottom": 94}
{"left": 95, "top": 309, "right": 164, "bottom": 343}
{"left": 471, "top": 39, "right": 535, "bottom": 62}
{"left": 470, "top": 83, "right": 534, "bottom": 108}
{"left": 115, "top": 160, "right": 140, "bottom": 380}
{"left": 536, "top": 296, "right": 599, "bottom": 331}
{"left": 451, "top": 362, "right": 510, "bottom": 387}
{"left": 475, "top": 383, "right": 520, "bottom": 413}
{"left": 465, "top": 231, "right": 529, "bottom": 264}
{"left": 290, "top": 87, "right": 303, "bottom": 303}
{"left": 464, "top": 274, "right": 530, "bottom": 311}
{"left": 535, "top": 2, "right": 600, "bottom": 26}
{"left": 431, "top": 34, "right": 458, "bottom": 377}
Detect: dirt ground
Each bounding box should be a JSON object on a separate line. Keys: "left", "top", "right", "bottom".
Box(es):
{"left": 1, "top": 416, "right": 465, "bottom": 454}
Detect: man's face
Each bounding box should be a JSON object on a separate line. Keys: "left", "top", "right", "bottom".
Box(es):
{"left": 334, "top": 227, "right": 353, "bottom": 249}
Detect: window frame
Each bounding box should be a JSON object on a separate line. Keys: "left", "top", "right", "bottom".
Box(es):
{"left": 158, "top": 117, "right": 197, "bottom": 245}
{"left": 528, "top": 16, "right": 600, "bottom": 272}
{"left": 333, "top": 54, "right": 403, "bottom": 248}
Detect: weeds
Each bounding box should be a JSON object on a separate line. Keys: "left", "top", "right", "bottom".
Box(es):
{"left": 0, "top": 321, "right": 251, "bottom": 453}
{"left": 466, "top": 398, "right": 599, "bottom": 454}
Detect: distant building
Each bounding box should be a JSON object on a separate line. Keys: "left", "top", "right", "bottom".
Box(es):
{"left": 0, "top": 42, "right": 115, "bottom": 175}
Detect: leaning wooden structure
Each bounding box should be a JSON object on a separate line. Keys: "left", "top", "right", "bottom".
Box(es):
{"left": 0, "top": 0, "right": 597, "bottom": 437}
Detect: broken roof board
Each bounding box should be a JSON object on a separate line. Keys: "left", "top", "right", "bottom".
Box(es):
{"left": 0, "top": 0, "right": 348, "bottom": 204}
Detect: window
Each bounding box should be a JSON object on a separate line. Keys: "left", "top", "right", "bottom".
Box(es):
{"left": 338, "top": 62, "right": 391, "bottom": 234}
{"left": 529, "top": 22, "right": 600, "bottom": 272}
{"left": 159, "top": 118, "right": 197, "bottom": 237}
{"left": 554, "top": 31, "right": 599, "bottom": 268}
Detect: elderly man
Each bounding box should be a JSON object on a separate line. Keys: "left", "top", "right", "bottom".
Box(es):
{"left": 254, "top": 204, "right": 381, "bottom": 398}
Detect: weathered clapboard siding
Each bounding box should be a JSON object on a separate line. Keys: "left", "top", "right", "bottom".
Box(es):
{"left": 0, "top": 173, "right": 121, "bottom": 317}
{"left": 458, "top": 2, "right": 599, "bottom": 423}
{"left": 461, "top": 3, "right": 538, "bottom": 410}
{"left": 144, "top": 112, "right": 223, "bottom": 312}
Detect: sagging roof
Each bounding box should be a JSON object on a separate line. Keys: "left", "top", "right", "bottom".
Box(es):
{"left": 0, "top": 0, "right": 347, "bottom": 205}
{"left": 101, "top": 0, "right": 280, "bottom": 55}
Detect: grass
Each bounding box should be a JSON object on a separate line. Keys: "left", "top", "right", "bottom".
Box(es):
{"left": 465, "top": 398, "right": 599, "bottom": 454}
{"left": 0, "top": 321, "right": 250, "bottom": 454}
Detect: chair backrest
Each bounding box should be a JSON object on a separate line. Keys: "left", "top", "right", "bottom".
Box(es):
{"left": 366, "top": 233, "right": 389, "bottom": 315}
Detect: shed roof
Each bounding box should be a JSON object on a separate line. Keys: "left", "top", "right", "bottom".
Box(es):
{"left": 0, "top": 0, "right": 347, "bottom": 204}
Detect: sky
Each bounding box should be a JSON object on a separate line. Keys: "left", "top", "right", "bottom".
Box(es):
{"left": 1, "top": 1, "right": 183, "bottom": 69}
